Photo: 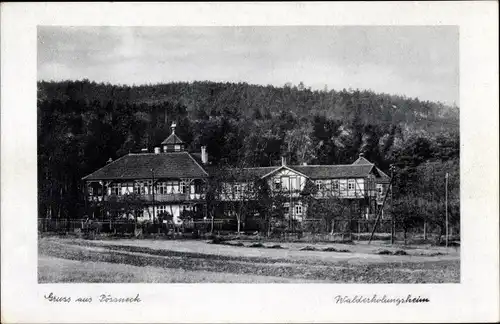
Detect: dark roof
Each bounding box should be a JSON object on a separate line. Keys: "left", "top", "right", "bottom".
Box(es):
{"left": 82, "top": 152, "right": 208, "bottom": 180}
{"left": 376, "top": 167, "right": 391, "bottom": 183}
{"left": 209, "top": 166, "right": 279, "bottom": 181}
{"left": 161, "top": 133, "right": 184, "bottom": 145}
{"left": 291, "top": 164, "right": 375, "bottom": 179}
{"left": 211, "top": 164, "right": 378, "bottom": 181}
{"left": 352, "top": 156, "right": 372, "bottom": 165}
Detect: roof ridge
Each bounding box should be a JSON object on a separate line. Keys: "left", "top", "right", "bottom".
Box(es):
{"left": 291, "top": 163, "right": 374, "bottom": 167}
{"left": 129, "top": 151, "right": 187, "bottom": 155}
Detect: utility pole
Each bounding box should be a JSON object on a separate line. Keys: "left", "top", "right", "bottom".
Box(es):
{"left": 445, "top": 172, "right": 449, "bottom": 248}
{"left": 390, "top": 165, "right": 395, "bottom": 245}
{"left": 289, "top": 177, "right": 293, "bottom": 235}
{"left": 151, "top": 168, "right": 155, "bottom": 224}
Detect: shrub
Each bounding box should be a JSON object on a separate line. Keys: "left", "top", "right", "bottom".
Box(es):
{"left": 393, "top": 250, "right": 408, "bottom": 256}
{"left": 249, "top": 242, "right": 264, "bottom": 248}
{"left": 322, "top": 247, "right": 350, "bottom": 253}
{"left": 267, "top": 244, "right": 284, "bottom": 249}
{"left": 210, "top": 236, "right": 227, "bottom": 244}
{"left": 300, "top": 246, "right": 317, "bottom": 251}
{"left": 377, "top": 249, "right": 393, "bottom": 255}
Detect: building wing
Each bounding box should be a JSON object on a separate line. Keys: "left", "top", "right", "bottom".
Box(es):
{"left": 82, "top": 152, "right": 208, "bottom": 181}
{"left": 290, "top": 164, "right": 375, "bottom": 179}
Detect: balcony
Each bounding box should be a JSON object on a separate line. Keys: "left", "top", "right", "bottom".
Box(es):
{"left": 86, "top": 192, "right": 206, "bottom": 203}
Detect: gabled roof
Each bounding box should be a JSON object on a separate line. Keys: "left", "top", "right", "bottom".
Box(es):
{"left": 260, "top": 165, "right": 310, "bottom": 179}
{"left": 375, "top": 167, "right": 391, "bottom": 183}
{"left": 212, "top": 163, "right": 382, "bottom": 182}
{"left": 82, "top": 152, "right": 208, "bottom": 181}
{"left": 161, "top": 133, "right": 185, "bottom": 145}
{"left": 290, "top": 164, "right": 375, "bottom": 179}
{"left": 352, "top": 156, "right": 373, "bottom": 165}
{"left": 352, "top": 155, "right": 391, "bottom": 183}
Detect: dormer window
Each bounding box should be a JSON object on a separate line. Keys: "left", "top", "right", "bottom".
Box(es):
{"left": 174, "top": 144, "right": 181, "bottom": 152}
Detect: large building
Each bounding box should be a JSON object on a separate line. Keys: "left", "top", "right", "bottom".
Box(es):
{"left": 82, "top": 123, "right": 390, "bottom": 224}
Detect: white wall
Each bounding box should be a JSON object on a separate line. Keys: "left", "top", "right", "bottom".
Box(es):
{"left": 267, "top": 168, "right": 307, "bottom": 192}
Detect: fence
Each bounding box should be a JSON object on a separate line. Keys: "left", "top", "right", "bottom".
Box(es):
{"left": 39, "top": 218, "right": 137, "bottom": 235}
{"left": 38, "top": 217, "right": 459, "bottom": 244}
{"left": 37, "top": 218, "right": 240, "bottom": 235}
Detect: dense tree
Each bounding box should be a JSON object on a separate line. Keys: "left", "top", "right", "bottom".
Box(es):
{"left": 37, "top": 79, "right": 459, "bottom": 235}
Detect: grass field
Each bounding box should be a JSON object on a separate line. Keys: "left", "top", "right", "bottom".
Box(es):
{"left": 38, "top": 236, "right": 460, "bottom": 283}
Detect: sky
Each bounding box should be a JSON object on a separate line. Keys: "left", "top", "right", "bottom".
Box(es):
{"left": 38, "top": 26, "right": 459, "bottom": 105}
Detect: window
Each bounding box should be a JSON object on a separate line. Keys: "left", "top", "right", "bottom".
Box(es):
{"left": 332, "top": 180, "right": 339, "bottom": 191}
{"left": 290, "top": 177, "right": 297, "bottom": 191}
{"left": 134, "top": 182, "right": 147, "bottom": 195}
{"left": 377, "top": 184, "right": 384, "bottom": 196}
{"left": 316, "top": 180, "right": 324, "bottom": 191}
{"left": 180, "top": 181, "right": 187, "bottom": 194}
{"left": 284, "top": 202, "right": 290, "bottom": 215}
{"left": 134, "top": 181, "right": 146, "bottom": 195}
{"left": 174, "top": 145, "right": 181, "bottom": 151}
{"left": 234, "top": 184, "right": 241, "bottom": 196}
{"left": 157, "top": 205, "right": 168, "bottom": 216}
{"left": 348, "top": 179, "right": 355, "bottom": 191}
{"left": 111, "top": 183, "right": 121, "bottom": 196}
{"left": 273, "top": 178, "right": 281, "bottom": 190}
{"left": 123, "top": 183, "right": 134, "bottom": 194}
{"left": 281, "top": 177, "right": 290, "bottom": 190}
{"left": 295, "top": 204, "right": 303, "bottom": 215}
{"left": 324, "top": 180, "right": 332, "bottom": 191}
{"left": 158, "top": 182, "right": 168, "bottom": 195}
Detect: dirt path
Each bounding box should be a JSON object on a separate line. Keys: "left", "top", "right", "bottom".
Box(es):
{"left": 51, "top": 237, "right": 459, "bottom": 264}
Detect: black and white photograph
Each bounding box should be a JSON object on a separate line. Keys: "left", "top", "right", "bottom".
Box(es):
{"left": 37, "top": 25, "right": 461, "bottom": 284}
{"left": 1, "top": 2, "right": 498, "bottom": 324}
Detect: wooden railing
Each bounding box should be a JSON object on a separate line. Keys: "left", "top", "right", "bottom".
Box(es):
{"left": 86, "top": 193, "right": 206, "bottom": 202}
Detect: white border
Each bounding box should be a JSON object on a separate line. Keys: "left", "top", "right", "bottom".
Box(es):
{"left": 1, "top": 2, "right": 499, "bottom": 323}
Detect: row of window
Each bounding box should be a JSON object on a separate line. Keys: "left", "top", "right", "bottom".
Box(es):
{"left": 89, "top": 181, "right": 199, "bottom": 196}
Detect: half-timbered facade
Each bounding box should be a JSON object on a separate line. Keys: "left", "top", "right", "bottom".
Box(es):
{"left": 82, "top": 123, "right": 209, "bottom": 224}
{"left": 82, "top": 123, "right": 390, "bottom": 224}
{"left": 216, "top": 155, "right": 390, "bottom": 221}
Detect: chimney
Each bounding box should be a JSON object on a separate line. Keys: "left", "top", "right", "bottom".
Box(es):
{"left": 107, "top": 158, "right": 113, "bottom": 164}
{"left": 281, "top": 156, "right": 286, "bottom": 166}
{"left": 302, "top": 162, "right": 307, "bottom": 166}
{"left": 359, "top": 152, "right": 365, "bottom": 158}
{"left": 201, "top": 146, "right": 208, "bottom": 164}
{"left": 171, "top": 122, "right": 177, "bottom": 134}
{"left": 154, "top": 147, "right": 161, "bottom": 154}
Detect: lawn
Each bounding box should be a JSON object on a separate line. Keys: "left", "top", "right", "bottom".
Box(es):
{"left": 38, "top": 236, "right": 460, "bottom": 283}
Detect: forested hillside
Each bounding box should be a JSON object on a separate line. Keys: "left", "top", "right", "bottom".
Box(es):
{"left": 38, "top": 79, "right": 459, "bottom": 221}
